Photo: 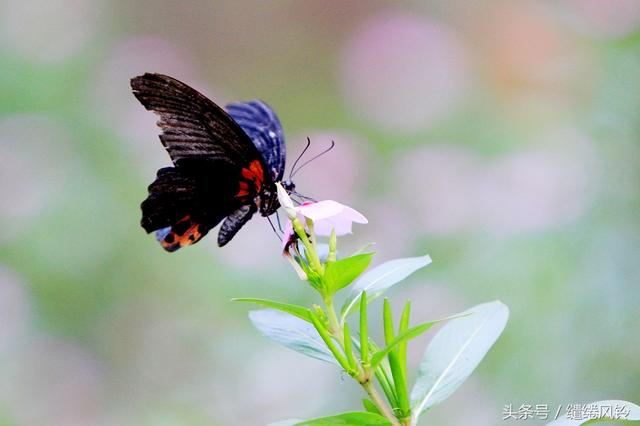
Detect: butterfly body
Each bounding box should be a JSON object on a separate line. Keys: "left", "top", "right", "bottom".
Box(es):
{"left": 131, "top": 73, "right": 290, "bottom": 251}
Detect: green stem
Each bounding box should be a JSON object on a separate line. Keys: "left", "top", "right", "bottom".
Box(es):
{"left": 368, "top": 340, "right": 398, "bottom": 408}
{"left": 323, "top": 296, "right": 342, "bottom": 337}
{"left": 307, "top": 218, "right": 319, "bottom": 255}
{"left": 362, "top": 381, "right": 401, "bottom": 426}
{"left": 293, "top": 225, "right": 400, "bottom": 425}
{"left": 309, "top": 311, "right": 351, "bottom": 372}
{"left": 292, "top": 218, "right": 323, "bottom": 274}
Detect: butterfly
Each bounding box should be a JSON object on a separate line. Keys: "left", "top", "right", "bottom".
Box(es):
{"left": 131, "top": 73, "right": 298, "bottom": 251}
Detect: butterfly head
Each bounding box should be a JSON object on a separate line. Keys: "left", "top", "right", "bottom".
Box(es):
{"left": 282, "top": 179, "right": 296, "bottom": 193}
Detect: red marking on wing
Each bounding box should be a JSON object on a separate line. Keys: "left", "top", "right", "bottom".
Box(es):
{"left": 235, "top": 159, "right": 265, "bottom": 200}
{"left": 160, "top": 215, "right": 204, "bottom": 252}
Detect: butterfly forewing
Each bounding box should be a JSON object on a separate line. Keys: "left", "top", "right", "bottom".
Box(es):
{"left": 131, "top": 73, "right": 264, "bottom": 167}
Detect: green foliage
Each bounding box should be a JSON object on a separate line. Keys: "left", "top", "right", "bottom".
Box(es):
{"left": 359, "top": 292, "right": 369, "bottom": 365}
{"left": 343, "top": 322, "right": 359, "bottom": 371}
{"left": 383, "top": 298, "right": 410, "bottom": 418}
{"left": 397, "top": 301, "right": 411, "bottom": 380}
{"left": 362, "top": 399, "right": 381, "bottom": 415}
{"left": 248, "top": 310, "right": 337, "bottom": 364}
{"left": 410, "top": 301, "right": 509, "bottom": 423}
{"left": 309, "top": 310, "right": 352, "bottom": 372}
{"left": 323, "top": 253, "right": 374, "bottom": 295}
{"left": 241, "top": 201, "right": 508, "bottom": 425}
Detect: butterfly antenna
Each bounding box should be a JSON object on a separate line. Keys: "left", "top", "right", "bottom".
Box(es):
{"left": 289, "top": 137, "right": 312, "bottom": 180}
{"left": 292, "top": 192, "right": 317, "bottom": 202}
{"left": 290, "top": 140, "right": 336, "bottom": 179}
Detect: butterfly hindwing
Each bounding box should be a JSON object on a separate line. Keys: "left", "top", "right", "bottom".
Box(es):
{"left": 141, "top": 162, "right": 245, "bottom": 251}
{"left": 155, "top": 216, "right": 211, "bottom": 252}
{"left": 141, "top": 167, "right": 202, "bottom": 233}
{"left": 217, "top": 204, "right": 257, "bottom": 247}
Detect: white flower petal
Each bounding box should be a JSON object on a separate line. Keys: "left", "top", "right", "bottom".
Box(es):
{"left": 294, "top": 200, "right": 344, "bottom": 221}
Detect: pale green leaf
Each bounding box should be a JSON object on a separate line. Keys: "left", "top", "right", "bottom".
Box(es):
{"left": 340, "top": 255, "right": 431, "bottom": 321}
{"left": 232, "top": 298, "right": 311, "bottom": 322}
{"left": 410, "top": 301, "right": 509, "bottom": 423}
{"left": 249, "top": 309, "right": 337, "bottom": 364}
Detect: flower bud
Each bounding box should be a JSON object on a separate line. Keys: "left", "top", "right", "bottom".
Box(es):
{"left": 275, "top": 182, "right": 297, "bottom": 219}
{"left": 283, "top": 250, "right": 307, "bottom": 281}
{"left": 327, "top": 228, "right": 337, "bottom": 263}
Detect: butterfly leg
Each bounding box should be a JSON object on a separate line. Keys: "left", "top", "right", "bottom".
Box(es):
{"left": 266, "top": 215, "right": 283, "bottom": 241}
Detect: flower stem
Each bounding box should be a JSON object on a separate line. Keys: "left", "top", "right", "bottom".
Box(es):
{"left": 324, "top": 295, "right": 400, "bottom": 425}
{"left": 362, "top": 380, "right": 401, "bottom": 426}
{"left": 292, "top": 218, "right": 323, "bottom": 274}
{"left": 323, "top": 296, "right": 342, "bottom": 336}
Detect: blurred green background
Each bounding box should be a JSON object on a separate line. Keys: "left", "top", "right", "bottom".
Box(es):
{"left": 1, "top": 0, "right": 639, "bottom": 425}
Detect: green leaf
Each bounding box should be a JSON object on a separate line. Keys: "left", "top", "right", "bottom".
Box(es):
{"left": 545, "top": 400, "right": 640, "bottom": 425}
{"left": 249, "top": 310, "right": 337, "bottom": 364}
{"left": 293, "top": 412, "right": 391, "bottom": 425}
{"left": 362, "top": 399, "right": 381, "bottom": 415}
{"left": 232, "top": 298, "right": 311, "bottom": 322}
{"left": 343, "top": 322, "right": 358, "bottom": 370}
{"left": 341, "top": 255, "right": 431, "bottom": 321}
{"left": 397, "top": 301, "right": 411, "bottom": 380}
{"left": 382, "top": 299, "right": 410, "bottom": 417}
{"left": 324, "top": 253, "right": 374, "bottom": 294}
{"left": 410, "top": 301, "right": 509, "bottom": 424}
{"left": 382, "top": 298, "right": 395, "bottom": 346}
{"left": 359, "top": 291, "right": 369, "bottom": 365}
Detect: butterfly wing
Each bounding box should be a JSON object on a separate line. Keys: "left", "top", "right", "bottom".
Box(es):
{"left": 131, "top": 73, "right": 265, "bottom": 167}
{"left": 131, "top": 73, "right": 272, "bottom": 250}
{"left": 155, "top": 216, "right": 210, "bottom": 252}
{"left": 141, "top": 163, "right": 238, "bottom": 251}
{"left": 226, "top": 100, "right": 286, "bottom": 182}
{"left": 217, "top": 204, "right": 257, "bottom": 247}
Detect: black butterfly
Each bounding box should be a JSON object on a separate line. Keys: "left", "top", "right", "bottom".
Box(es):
{"left": 131, "top": 73, "right": 297, "bottom": 251}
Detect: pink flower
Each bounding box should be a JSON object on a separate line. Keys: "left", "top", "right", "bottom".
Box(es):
{"left": 282, "top": 200, "right": 368, "bottom": 249}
